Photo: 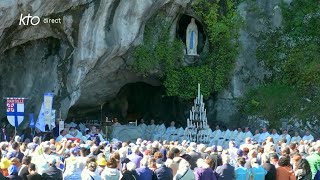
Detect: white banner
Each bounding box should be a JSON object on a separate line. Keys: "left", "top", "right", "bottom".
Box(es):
{"left": 44, "top": 93, "right": 54, "bottom": 130}
{"left": 59, "top": 120, "right": 64, "bottom": 133}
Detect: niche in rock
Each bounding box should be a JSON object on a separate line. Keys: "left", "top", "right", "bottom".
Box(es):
{"left": 177, "top": 15, "right": 206, "bottom": 55}
{"left": 67, "top": 82, "right": 188, "bottom": 127}
{"left": 102, "top": 82, "right": 188, "bottom": 127}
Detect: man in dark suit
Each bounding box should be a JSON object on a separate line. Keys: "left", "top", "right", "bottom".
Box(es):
{"left": 216, "top": 155, "right": 235, "bottom": 180}
{"left": 261, "top": 154, "right": 276, "bottom": 180}
{"left": 0, "top": 122, "right": 9, "bottom": 141}
{"left": 187, "top": 143, "right": 201, "bottom": 170}
{"left": 153, "top": 159, "right": 173, "bottom": 180}
{"left": 42, "top": 157, "right": 62, "bottom": 180}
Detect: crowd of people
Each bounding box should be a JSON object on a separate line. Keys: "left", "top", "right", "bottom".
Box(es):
{"left": 0, "top": 120, "right": 319, "bottom": 180}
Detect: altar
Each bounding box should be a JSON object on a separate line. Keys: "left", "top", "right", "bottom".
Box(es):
{"left": 111, "top": 125, "right": 142, "bottom": 142}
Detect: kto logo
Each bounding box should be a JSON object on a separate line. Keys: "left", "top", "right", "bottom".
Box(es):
{"left": 19, "top": 14, "right": 40, "bottom": 26}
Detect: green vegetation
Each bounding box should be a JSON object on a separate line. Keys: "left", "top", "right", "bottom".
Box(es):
{"left": 132, "top": 0, "right": 241, "bottom": 99}
{"left": 239, "top": 0, "right": 320, "bottom": 126}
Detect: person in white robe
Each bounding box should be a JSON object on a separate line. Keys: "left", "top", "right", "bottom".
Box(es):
{"left": 290, "top": 131, "right": 301, "bottom": 144}
{"left": 253, "top": 129, "right": 260, "bottom": 143}
{"left": 235, "top": 128, "right": 245, "bottom": 145}
{"left": 222, "top": 129, "right": 232, "bottom": 149}
{"left": 243, "top": 127, "right": 253, "bottom": 139}
{"left": 138, "top": 119, "right": 147, "bottom": 140}
{"left": 164, "top": 121, "right": 177, "bottom": 141}
{"left": 56, "top": 129, "right": 72, "bottom": 142}
{"left": 217, "top": 130, "right": 226, "bottom": 147}
{"left": 146, "top": 119, "right": 156, "bottom": 140}
{"left": 270, "top": 129, "right": 280, "bottom": 144}
{"left": 302, "top": 130, "right": 314, "bottom": 143}
{"left": 280, "top": 129, "right": 291, "bottom": 144}
{"left": 153, "top": 124, "right": 166, "bottom": 141}
{"left": 209, "top": 125, "right": 222, "bottom": 146}
{"left": 258, "top": 127, "right": 270, "bottom": 144}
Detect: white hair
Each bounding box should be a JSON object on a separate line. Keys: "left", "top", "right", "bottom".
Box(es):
{"left": 140, "top": 158, "right": 148, "bottom": 166}
{"left": 222, "top": 155, "right": 230, "bottom": 164}
{"left": 126, "top": 162, "right": 136, "bottom": 171}
{"left": 179, "top": 159, "right": 190, "bottom": 170}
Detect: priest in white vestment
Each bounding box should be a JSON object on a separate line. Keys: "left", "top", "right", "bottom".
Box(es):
{"left": 258, "top": 127, "right": 270, "bottom": 144}
{"left": 138, "top": 119, "right": 147, "bottom": 139}
{"left": 164, "top": 121, "right": 177, "bottom": 141}
{"left": 146, "top": 119, "right": 156, "bottom": 140}
{"left": 270, "top": 129, "right": 280, "bottom": 144}
{"left": 302, "top": 130, "right": 314, "bottom": 143}
{"left": 290, "top": 131, "right": 302, "bottom": 144}
{"left": 281, "top": 129, "right": 291, "bottom": 144}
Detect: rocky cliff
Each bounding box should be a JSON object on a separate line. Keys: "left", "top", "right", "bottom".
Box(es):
{"left": 0, "top": 0, "right": 283, "bottom": 127}
{"left": 0, "top": 0, "right": 191, "bottom": 122}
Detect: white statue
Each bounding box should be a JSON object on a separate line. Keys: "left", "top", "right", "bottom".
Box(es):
{"left": 186, "top": 18, "right": 198, "bottom": 55}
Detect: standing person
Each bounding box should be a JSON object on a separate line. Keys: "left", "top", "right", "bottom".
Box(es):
{"left": 187, "top": 143, "right": 201, "bottom": 170}
{"left": 302, "top": 130, "right": 314, "bottom": 143}
{"left": 26, "top": 163, "right": 42, "bottom": 180}
{"left": 194, "top": 158, "right": 216, "bottom": 180}
{"left": 18, "top": 156, "right": 31, "bottom": 180}
{"left": 276, "top": 155, "right": 295, "bottom": 180}
{"left": 281, "top": 130, "right": 291, "bottom": 145}
{"left": 306, "top": 143, "right": 320, "bottom": 179}
{"left": 136, "top": 158, "right": 153, "bottom": 180}
{"left": 250, "top": 158, "right": 267, "bottom": 180}
{"left": 121, "top": 162, "right": 139, "bottom": 180}
{"left": 235, "top": 157, "right": 250, "bottom": 180}
{"left": 81, "top": 161, "right": 101, "bottom": 180}
{"left": 128, "top": 146, "right": 143, "bottom": 168}
{"left": 0, "top": 123, "right": 9, "bottom": 142}
{"left": 101, "top": 156, "right": 121, "bottom": 180}
{"left": 295, "top": 159, "right": 311, "bottom": 180}
{"left": 290, "top": 131, "right": 301, "bottom": 144}
{"left": 174, "top": 159, "right": 195, "bottom": 180}
{"left": 153, "top": 159, "right": 173, "bottom": 180}
{"left": 215, "top": 155, "right": 234, "bottom": 180}
{"left": 41, "top": 157, "right": 63, "bottom": 180}
{"left": 261, "top": 154, "right": 276, "bottom": 180}
{"left": 258, "top": 127, "right": 270, "bottom": 144}
{"left": 6, "top": 165, "right": 22, "bottom": 180}
{"left": 63, "top": 148, "right": 81, "bottom": 180}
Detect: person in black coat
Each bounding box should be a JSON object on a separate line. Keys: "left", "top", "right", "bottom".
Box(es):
{"left": 121, "top": 162, "right": 139, "bottom": 180}
{"left": 261, "top": 154, "right": 276, "bottom": 180}
{"left": 153, "top": 159, "right": 173, "bottom": 180}
{"left": 26, "top": 163, "right": 42, "bottom": 180}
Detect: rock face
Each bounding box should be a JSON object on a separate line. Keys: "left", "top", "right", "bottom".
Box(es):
{"left": 212, "top": 0, "right": 282, "bottom": 125}
{"left": 0, "top": 0, "right": 282, "bottom": 127}
{"left": 0, "top": 0, "right": 190, "bottom": 122}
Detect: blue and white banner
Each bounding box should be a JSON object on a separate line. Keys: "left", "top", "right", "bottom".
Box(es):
{"left": 44, "top": 93, "right": 54, "bottom": 130}
{"left": 6, "top": 98, "right": 25, "bottom": 127}
{"left": 29, "top": 113, "right": 35, "bottom": 128}
{"left": 36, "top": 103, "right": 56, "bottom": 132}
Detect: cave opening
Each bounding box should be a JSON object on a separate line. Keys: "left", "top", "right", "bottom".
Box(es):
{"left": 68, "top": 82, "right": 188, "bottom": 127}
{"left": 177, "top": 15, "right": 206, "bottom": 55}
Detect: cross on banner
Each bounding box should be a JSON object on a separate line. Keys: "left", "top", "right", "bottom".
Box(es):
{"left": 6, "top": 98, "right": 25, "bottom": 127}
